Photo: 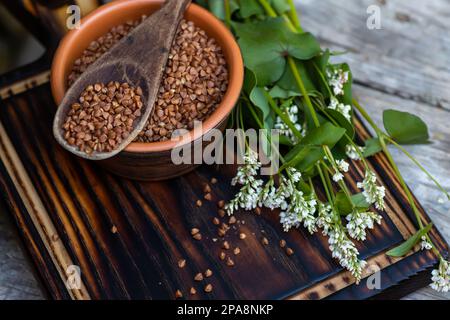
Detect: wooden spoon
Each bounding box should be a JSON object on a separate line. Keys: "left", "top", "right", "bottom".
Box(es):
{"left": 53, "top": 0, "right": 191, "bottom": 160}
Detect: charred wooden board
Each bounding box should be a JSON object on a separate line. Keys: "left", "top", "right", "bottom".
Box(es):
{"left": 0, "top": 71, "right": 448, "bottom": 299}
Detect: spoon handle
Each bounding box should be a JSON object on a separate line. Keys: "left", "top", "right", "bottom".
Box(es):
{"left": 107, "top": 0, "right": 192, "bottom": 72}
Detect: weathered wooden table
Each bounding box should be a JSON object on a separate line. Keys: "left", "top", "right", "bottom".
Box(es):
{"left": 0, "top": 0, "right": 449, "bottom": 300}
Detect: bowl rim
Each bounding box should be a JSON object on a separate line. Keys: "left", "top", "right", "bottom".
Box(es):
{"left": 51, "top": 0, "right": 243, "bottom": 153}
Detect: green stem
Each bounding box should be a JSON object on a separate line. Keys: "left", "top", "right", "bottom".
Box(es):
{"left": 287, "top": 0, "right": 303, "bottom": 32}
{"left": 265, "top": 93, "right": 304, "bottom": 139}
{"left": 384, "top": 135, "right": 450, "bottom": 200}
{"left": 323, "top": 146, "right": 353, "bottom": 198}
{"left": 258, "top": 0, "right": 277, "bottom": 17}
{"left": 312, "top": 62, "right": 333, "bottom": 97}
{"left": 354, "top": 99, "right": 445, "bottom": 257}
{"left": 245, "top": 99, "right": 286, "bottom": 165}
{"left": 287, "top": 56, "right": 320, "bottom": 127}
{"left": 317, "top": 163, "right": 334, "bottom": 203}
{"left": 352, "top": 98, "right": 383, "bottom": 134}
{"left": 224, "top": 0, "right": 231, "bottom": 27}
{"left": 314, "top": 100, "right": 370, "bottom": 170}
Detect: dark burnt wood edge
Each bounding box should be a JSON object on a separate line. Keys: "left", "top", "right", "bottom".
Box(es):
{"left": 0, "top": 161, "right": 68, "bottom": 299}
{"left": 329, "top": 249, "right": 448, "bottom": 300}
{"left": 0, "top": 53, "right": 51, "bottom": 90}
{"left": 0, "top": 196, "right": 51, "bottom": 300}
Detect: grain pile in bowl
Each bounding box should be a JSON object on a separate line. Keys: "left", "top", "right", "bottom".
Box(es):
{"left": 67, "top": 17, "right": 229, "bottom": 144}
{"left": 62, "top": 83, "right": 143, "bottom": 154}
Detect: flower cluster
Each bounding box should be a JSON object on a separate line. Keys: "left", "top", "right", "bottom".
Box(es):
{"left": 280, "top": 188, "right": 317, "bottom": 234}
{"left": 333, "top": 159, "right": 349, "bottom": 182}
{"left": 328, "top": 97, "right": 352, "bottom": 121}
{"left": 225, "top": 149, "right": 263, "bottom": 215}
{"left": 345, "top": 144, "right": 365, "bottom": 161}
{"left": 431, "top": 259, "right": 450, "bottom": 292}
{"left": 327, "top": 67, "right": 349, "bottom": 96}
{"left": 317, "top": 203, "right": 367, "bottom": 283}
{"left": 420, "top": 236, "right": 433, "bottom": 251}
{"left": 357, "top": 170, "right": 386, "bottom": 211}
{"left": 274, "top": 104, "right": 304, "bottom": 143}
{"left": 346, "top": 210, "right": 382, "bottom": 241}
{"left": 226, "top": 152, "right": 381, "bottom": 284}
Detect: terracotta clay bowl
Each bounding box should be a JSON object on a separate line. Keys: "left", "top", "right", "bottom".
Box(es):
{"left": 51, "top": 0, "right": 244, "bottom": 180}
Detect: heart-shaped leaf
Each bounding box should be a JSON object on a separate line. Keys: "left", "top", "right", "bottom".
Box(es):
{"left": 383, "top": 110, "right": 430, "bottom": 145}
{"left": 233, "top": 18, "right": 321, "bottom": 86}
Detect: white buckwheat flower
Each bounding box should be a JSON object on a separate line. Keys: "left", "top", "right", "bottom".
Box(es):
{"left": 258, "top": 178, "right": 280, "bottom": 210}
{"left": 333, "top": 172, "right": 344, "bottom": 182}
{"left": 225, "top": 149, "right": 264, "bottom": 215}
{"left": 328, "top": 97, "right": 352, "bottom": 121}
{"left": 332, "top": 160, "right": 348, "bottom": 182}
{"left": 274, "top": 104, "right": 305, "bottom": 143}
{"left": 357, "top": 170, "right": 386, "bottom": 211}
{"left": 316, "top": 203, "right": 367, "bottom": 283}
{"left": 346, "top": 210, "right": 382, "bottom": 241}
{"left": 345, "top": 144, "right": 365, "bottom": 161}
{"left": 327, "top": 67, "right": 349, "bottom": 96}
{"left": 336, "top": 160, "right": 349, "bottom": 173}
{"left": 280, "top": 191, "right": 317, "bottom": 234}
{"left": 430, "top": 259, "right": 450, "bottom": 292}
{"left": 420, "top": 236, "right": 433, "bottom": 251}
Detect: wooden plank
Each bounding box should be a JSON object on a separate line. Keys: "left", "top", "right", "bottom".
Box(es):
{"left": 0, "top": 200, "right": 44, "bottom": 300}
{"left": 0, "top": 79, "right": 446, "bottom": 299}
{"left": 297, "top": 0, "right": 450, "bottom": 110}
{"left": 0, "top": 114, "right": 90, "bottom": 300}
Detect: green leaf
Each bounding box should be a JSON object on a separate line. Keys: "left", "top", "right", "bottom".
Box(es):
{"left": 340, "top": 63, "right": 353, "bottom": 106}
{"left": 336, "top": 193, "right": 371, "bottom": 216}
{"left": 351, "top": 193, "right": 370, "bottom": 209}
{"left": 336, "top": 191, "right": 354, "bottom": 215}
{"left": 277, "top": 58, "right": 316, "bottom": 94}
{"left": 270, "top": 0, "right": 290, "bottom": 14}
{"left": 208, "top": 0, "right": 225, "bottom": 19}
{"left": 243, "top": 68, "right": 273, "bottom": 129}
{"left": 208, "top": 0, "right": 239, "bottom": 19}
{"left": 285, "top": 145, "right": 324, "bottom": 172}
{"left": 300, "top": 122, "right": 346, "bottom": 147}
{"left": 243, "top": 68, "right": 257, "bottom": 95}
{"left": 249, "top": 87, "right": 271, "bottom": 122}
{"left": 325, "top": 108, "right": 355, "bottom": 139}
{"left": 314, "top": 49, "right": 330, "bottom": 73}
{"left": 239, "top": 0, "right": 263, "bottom": 18}
{"left": 233, "top": 18, "right": 321, "bottom": 86}
{"left": 283, "top": 122, "right": 346, "bottom": 171}
{"left": 386, "top": 223, "right": 433, "bottom": 257}
{"left": 363, "top": 137, "right": 383, "bottom": 157}
{"left": 269, "top": 85, "right": 301, "bottom": 99}
{"left": 278, "top": 135, "right": 294, "bottom": 147}
{"left": 383, "top": 109, "right": 430, "bottom": 145}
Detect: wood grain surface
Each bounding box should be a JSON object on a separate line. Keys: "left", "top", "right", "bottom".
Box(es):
{"left": 0, "top": 0, "right": 449, "bottom": 300}
{"left": 0, "top": 78, "right": 446, "bottom": 299}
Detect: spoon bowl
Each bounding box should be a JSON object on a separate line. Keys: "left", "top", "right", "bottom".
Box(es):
{"left": 52, "top": 0, "right": 191, "bottom": 160}
{"left": 53, "top": 61, "right": 151, "bottom": 160}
